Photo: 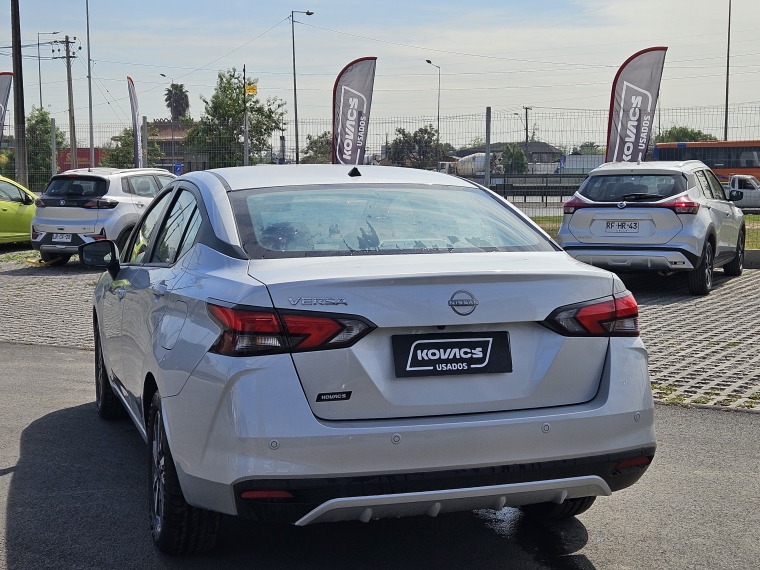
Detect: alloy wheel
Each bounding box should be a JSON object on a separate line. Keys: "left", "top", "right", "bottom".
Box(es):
{"left": 151, "top": 410, "right": 166, "bottom": 536}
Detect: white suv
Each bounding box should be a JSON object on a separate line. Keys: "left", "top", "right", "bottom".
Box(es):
{"left": 31, "top": 167, "right": 175, "bottom": 265}
{"left": 557, "top": 160, "right": 745, "bottom": 295}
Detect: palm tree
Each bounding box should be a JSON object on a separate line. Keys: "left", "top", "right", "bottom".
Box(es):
{"left": 164, "top": 83, "right": 190, "bottom": 121}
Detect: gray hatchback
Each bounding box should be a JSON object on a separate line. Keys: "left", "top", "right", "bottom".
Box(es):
{"left": 557, "top": 160, "right": 745, "bottom": 295}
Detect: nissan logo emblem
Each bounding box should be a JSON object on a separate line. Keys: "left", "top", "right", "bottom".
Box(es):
{"left": 59, "top": 199, "right": 66, "bottom": 206}
{"left": 617, "top": 201, "right": 627, "bottom": 209}
{"left": 448, "top": 290, "right": 478, "bottom": 316}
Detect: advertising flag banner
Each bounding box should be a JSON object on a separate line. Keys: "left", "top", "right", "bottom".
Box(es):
{"left": 127, "top": 76, "right": 143, "bottom": 168}
{"left": 606, "top": 47, "right": 667, "bottom": 163}
{"left": 0, "top": 72, "right": 13, "bottom": 140}
{"left": 332, "top": 57, "right": 377, "bottom": 165}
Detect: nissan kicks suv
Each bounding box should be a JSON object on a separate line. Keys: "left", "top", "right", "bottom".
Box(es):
{"left": 557, "top": 160, "right": 745, "bottom": 295}
{"left": 31, "top": 167, "right": 175, "bottom": 265}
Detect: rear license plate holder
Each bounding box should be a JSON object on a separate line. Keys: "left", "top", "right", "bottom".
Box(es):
{"left": 392, "top": 332, "right": 512, "bottom": 378}
{"left": 605, "top": 221, "right": 639, "bottom": 233}
{"left": 51, "top": 233, "right": 72, "bottom": 242}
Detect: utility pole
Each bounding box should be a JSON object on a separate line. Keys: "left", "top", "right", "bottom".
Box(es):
{"left": 11, "top": 0, "right": 28, "bottom": 187}
{"left": 724, "top": 0, "right": 731, "bottom": 141}
{"left": 523, "top": 106, "right": 531, "bottom": 151}
{"left": 243, "top": 64, "right": 249, "bottom": 166}
{"left": 63, "top": 36, "right": 77, "bottom": 169}
{"left": 85, "top": 0, "right": 94, "bottom": 170}
{"left": 484, "top": 107, "right": 491, "bottom": 189}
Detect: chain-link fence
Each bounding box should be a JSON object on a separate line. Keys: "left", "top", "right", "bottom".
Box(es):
{"left": 3, "top": 104, "right": 759, "bottom": 247}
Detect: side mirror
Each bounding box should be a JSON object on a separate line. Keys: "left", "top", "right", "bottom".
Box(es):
{"left": 728, "top": 189, "right": 744, "bottom": 202}
{"left": 79, "top": 241, "right": 121, "bottom": 279}
{"left": 24, "top": 193, "right": 35, "bottom": 205}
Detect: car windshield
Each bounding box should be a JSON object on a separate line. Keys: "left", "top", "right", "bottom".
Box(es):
{"left": 229, "top": 184, "right": 558, "bottom": 258}
{"left": 43, "top": 176, "right": 108, "bottom": 198}
{"left": 578, "top": 174, "right": 686, "bottom": 202}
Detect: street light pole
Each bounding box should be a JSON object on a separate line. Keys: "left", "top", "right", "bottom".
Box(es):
{"left": 160, "top": 74, "right": 175, "bottom": 172}
{"left": 85, "top": 0, "right": 94, "bottom": 171}
{"left": 426, "top": 60, "right": 441, "bottom": 164}
{"left": 291, "top": 9, "right": 313, "bottom": 165}
{"left": 724, "top": 0, "right": 731, "bottom": 141}
{"left": 37, "top": 31, "right": 60, "bottom": 109}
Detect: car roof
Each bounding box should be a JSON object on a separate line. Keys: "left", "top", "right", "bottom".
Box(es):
{"left": 58, "top": 167, "right": 175, "bottom": 177}
{"left": 590, "top": 160, "right": 706, "bottom": 175}
{"left": 192, "top": 164, "right": 479, "bottom": 192}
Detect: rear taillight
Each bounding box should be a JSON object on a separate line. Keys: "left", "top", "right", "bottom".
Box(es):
{"left": 34, "top": 198, "right": 45, "bottom": 207}
{"left": 207, "top": 303, "right": 374, "bottom": 357}
{"left": 544, "top": 292, "right": 639, "bottom": 337}
{"left": 83, "top": 198, "right": 118, "bottom": 209}
{"left": 661, "top": 195, "right": 699, "bottom": 215}
{"left": 563, "top": 195, "right": 589, "bottom": 215}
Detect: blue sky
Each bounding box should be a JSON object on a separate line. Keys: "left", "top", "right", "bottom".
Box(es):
{"left": 1, "top": 0, "right": 758, "bottom": 127}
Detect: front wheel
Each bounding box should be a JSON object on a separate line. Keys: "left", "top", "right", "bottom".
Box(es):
{"left": 723, "top": 230, "right": 744, "bottom": 277}
{"left": 94, "top": 326, "right": 125, "bottom": 420}
{"left": 147, "top": 391, "right": 219, "bottom": 555}
{"left": 519, "top": 496, "right": 597, "bottom": 522}
{"left": 687, "top": 241, "right": 714, "bottom": 295}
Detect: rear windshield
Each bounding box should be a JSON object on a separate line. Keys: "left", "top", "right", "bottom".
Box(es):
{"left": 43, "top": 176, "right": 108, "bottom": 198}
{"left": 229, "top": 184, "right": 558, "bottom": 259}
{"left": 578, "top": 174, "right": 687, "bottom": 202}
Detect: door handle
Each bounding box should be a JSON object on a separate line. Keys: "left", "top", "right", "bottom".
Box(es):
{"left": 151, "top": 282, "right": 167, "bottom": 297}
{"left": 116, "top": 288, "right": 126, "bottom": 300}
{"left": 136, "top": 203, "right": 145, "bottom": 208}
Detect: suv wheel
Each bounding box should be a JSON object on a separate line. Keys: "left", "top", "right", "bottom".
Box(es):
{"left": 688, "top": 241, "right": 714, "bottom": 296}
{"left": 723, "top": 229, "right": 744, "bottom": 277}
{"left": 40, "top": 251, "right": 71, "bottom": 266}
{"left": 94, "top": 327, "right": 126, "bottom": 420}
{"left": 519, "top": 496, "right": 596, "bottom": 521}
{"left": 147, "top": 391, "right": 219, "bottom": 555}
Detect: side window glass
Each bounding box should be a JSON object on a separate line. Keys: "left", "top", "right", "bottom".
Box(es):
{"left": 0, "top": 181, "right": 24, "bottom": 203}
{"left": 706, "top": 171, "right": 726, "bottom": 200}
{"left": 123, "top": 191, "right": 173, "bottom": 264}
{"left": 121, "top": 178, "right": 131, "bottom": 194}
{"left": 150, "top": 190, "right": 198, "bottom": 264}
{"left": 129, "top": 175, "right": 160, "bottom": 198}
{"left": 156, "top": 175, "right": 174, "bottom": 188}
{"left": 176, "top": 207, "right": 202, "bottom": 261}
{"left": 694, "top": 171, "right": 713, "bottom": 199}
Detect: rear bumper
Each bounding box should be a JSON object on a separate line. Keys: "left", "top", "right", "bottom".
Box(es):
{"left": 31, "top": 231, "right": 102, "bottom": 255}
{"left": 563, "top": 246, "right": 699, "bottom": 271}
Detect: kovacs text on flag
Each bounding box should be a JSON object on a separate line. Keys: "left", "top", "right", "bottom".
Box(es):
{"left": 605, "top": 47, "right": 667, "bottom": 163}
{"left": 127, "top": 76, "right": 143, "bottom": 168}
{"left": 0, "top": 72, "right": 13, "bottom": 140}
{"left": 332, "top": 57, "right": 377, "bottom": 165}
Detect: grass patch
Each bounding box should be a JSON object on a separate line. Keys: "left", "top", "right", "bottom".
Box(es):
{"left": 745, "top": 214, "right": 760, "bottom": 249}
{"left": 0, "top": 248, "right": 38, "bottom": 263}
{"left": 748, "top": 393, "right": 760, "bottom": 401}
{"left": 691, "top": 396, "right": 711, "bottom": 405}
{"left": 529, "top": 216, "right": 562, "bottom": 238}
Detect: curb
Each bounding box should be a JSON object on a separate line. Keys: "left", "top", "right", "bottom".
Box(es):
{"left": 654, "top": 399, "right": 760, "bottom": 415}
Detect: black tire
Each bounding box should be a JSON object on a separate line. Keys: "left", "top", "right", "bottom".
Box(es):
{"left": 115, "top": 226, "right": 133, "bottom": 257}
{"left": 687, "top": 240, "right": 714, "bottom": 296}
{"left": 94, "top": 326, "right": 126, "bottom": 420}
{"left": 147, "top": 391, "right": 219, "bottom": 555}
{"left": 723, "top": 229, "right": 744, "bottom": 277}
{"left": 519, "top": 496, "right": 597, "bottom": 522}
{"left": 39, "top": 251, "right": 71, "bottom": 266}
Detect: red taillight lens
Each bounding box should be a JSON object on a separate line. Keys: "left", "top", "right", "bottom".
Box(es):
{"left": 544, "top": 292, "right": 639, "bottom": 337}
{"left": 34, "top": 198, "right": 45, "bottom": 207}
{"left": 240, "top": 490, "right": 293, "bottom": 500}
{"left": 207, "top": 304, "right": 374, "bottom": 357}
{"left": 563, "top": 195, "right": 588, "bottom": 215}
{"left": 661, "top": 195, "right": 699, "bottom": 214}
{"left": 83, "top": 199, "right": 118, "bottom": 209}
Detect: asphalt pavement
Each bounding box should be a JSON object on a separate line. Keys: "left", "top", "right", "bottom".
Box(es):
{"left": 1, "top": 341, "right": 758, "bottom": 569}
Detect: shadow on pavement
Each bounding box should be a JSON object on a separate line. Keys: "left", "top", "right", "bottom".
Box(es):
{"left": 618, "top": 270, "right": 733, "bottom": 304}
{"left": 5, "top": 403, "right": 596, "bottom": 570}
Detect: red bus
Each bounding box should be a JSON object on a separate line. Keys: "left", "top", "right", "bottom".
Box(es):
{"left": 653, "top": 140, "right": 760, "bottom": 182}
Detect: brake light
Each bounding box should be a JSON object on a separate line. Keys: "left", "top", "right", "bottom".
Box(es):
{"left": 544, "top": 292, "right": 639, "bottom": 337}
{"left": 34, "top": 198, "right": 45, "bottom": 207}
{"left": 661, "top": 195, "right": 699, "bottom": 215}
{"left": 83, "top": 198, "right": 118, "bottom": 209}
{"left": 207, "top": 304, "right": 374, "bottom": 357}
{"left": 563, "top": 195, "right": 590, "bottom": 215}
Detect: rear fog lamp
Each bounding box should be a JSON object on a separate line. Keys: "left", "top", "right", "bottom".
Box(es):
{"left": 614, "top": 456, "right": 651, "bottom": 470}
{"left": 240, "top": 490, "right": 293, "bottom": 500}
{"left": 31, "top": 232, "right": 40, "bottom": 240}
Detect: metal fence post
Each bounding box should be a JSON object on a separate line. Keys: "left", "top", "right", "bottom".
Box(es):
{"left": 142, "top": 116, "right": 148, "bottom": 167}
{"left": 484, "top": 107, "right": 491, "bottom": 189}
{"left": 51, "top": 117, "right": 56, "bottom": 177}
{"left": 243, "top": 114, "right": 249, "bottom": 166}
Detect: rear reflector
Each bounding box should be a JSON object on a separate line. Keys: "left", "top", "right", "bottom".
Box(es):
{"left": 544, "top": 291, "right": 639, "bottom": 337}
{"left": 614, "top": 456, "right": 651, "bottom": 470}
{"left": 240, "top": 490, "right": 293, "bottom": 500}
{"left": 207, "top": 303, "right": 375, "bottom": 357}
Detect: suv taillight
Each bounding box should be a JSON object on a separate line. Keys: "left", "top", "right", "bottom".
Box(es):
{"left": 563, "top": 195, "right": 590, "bottom": 215}
{"left": 82, "top": 198, "right": 118, "bottom": 209}
{"left": 543, "top": 292, "right": 639, "bottom": 337}
{"left": 34, "top": 198, "right": 45, "bottom": 207}
{"left": 660, "top": 195, "right": 700, "bottom": 215}
{"left": 207, "top": 304, "right": 375, "bottom": 357}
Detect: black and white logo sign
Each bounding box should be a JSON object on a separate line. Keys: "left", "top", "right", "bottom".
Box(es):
{"left": 392, "top": 332, "right": 511, "bottom": 378}
{"left": 448, "top": 290, "right": 478, "bottom": 316}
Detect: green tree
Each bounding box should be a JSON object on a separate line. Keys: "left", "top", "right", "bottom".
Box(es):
{"left": 100, "top": 125, "right": 163, "bottom": 168}
{"left": 26, "top": 107, "right": 68, "bottom": 191}
{"left": 387, "top": 124, "right": 439, "bottom": 169}
{"left": 184, "top": 68, "right": 286, "bottom": 168}
{"left": 501, "top": 143, "right": 528, "bottom": 174}
{"left": 164, "top": 83, "right": 190, "bottom": 121}
{"left": 571, "top": 141, "right": 603, "bottom": 155}
{"left": 654, "top": 126, "right": 718, "bottom": 143}
{"left": 301, "top": 131, "right": 332, "bottom": 164}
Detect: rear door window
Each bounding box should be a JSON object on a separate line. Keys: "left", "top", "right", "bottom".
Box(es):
{"left": 150, "top": 190, "right": 198, "bottom": 264}
{"left": 156, "top": 175, "right": 175, "bottom": 188}
{"left": 578, "top": 174, "right": 686, "bottom": 202}
{"left": 43, "top": 176, "right": 108, "bottom": 198}
{"left": 705, "top": 171, "right": 727, "bottom": 200}
{"left": 128, "top": 175, "right": 161, "bottom": 198}
{"left": 694, "top": 171, "right": 714, "bottom": 199}
{"left": 123, "top": 190, "right": 174, "bottom": 264}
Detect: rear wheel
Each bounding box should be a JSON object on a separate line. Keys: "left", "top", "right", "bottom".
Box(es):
{"left": 39, "top": 251, "right": 71, "bottom": 266}
{"left": 147, "top": 391, "right": 219, "bottom": 555}
{"left": 687, "top": 241, "right": 713, "bottom": 296}
{"left": 94, "top": 326, "right": 125, "bottom": 420}
{"left": 115, "top": 226, "right": 133, "bottom": 257}
{"left": 723, "top": 229, "right": 744, "bottom": 277}
{"left": 519, "top": 496, "right": 597, "bottom": 522}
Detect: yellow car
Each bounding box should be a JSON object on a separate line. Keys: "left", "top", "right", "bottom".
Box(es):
{"left": 0, "top": 176, "right": 36, "bottom": 244}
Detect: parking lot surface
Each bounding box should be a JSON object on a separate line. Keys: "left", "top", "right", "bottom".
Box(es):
{"left": 0, "top": 251, "right": 757, "bottom": 409}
